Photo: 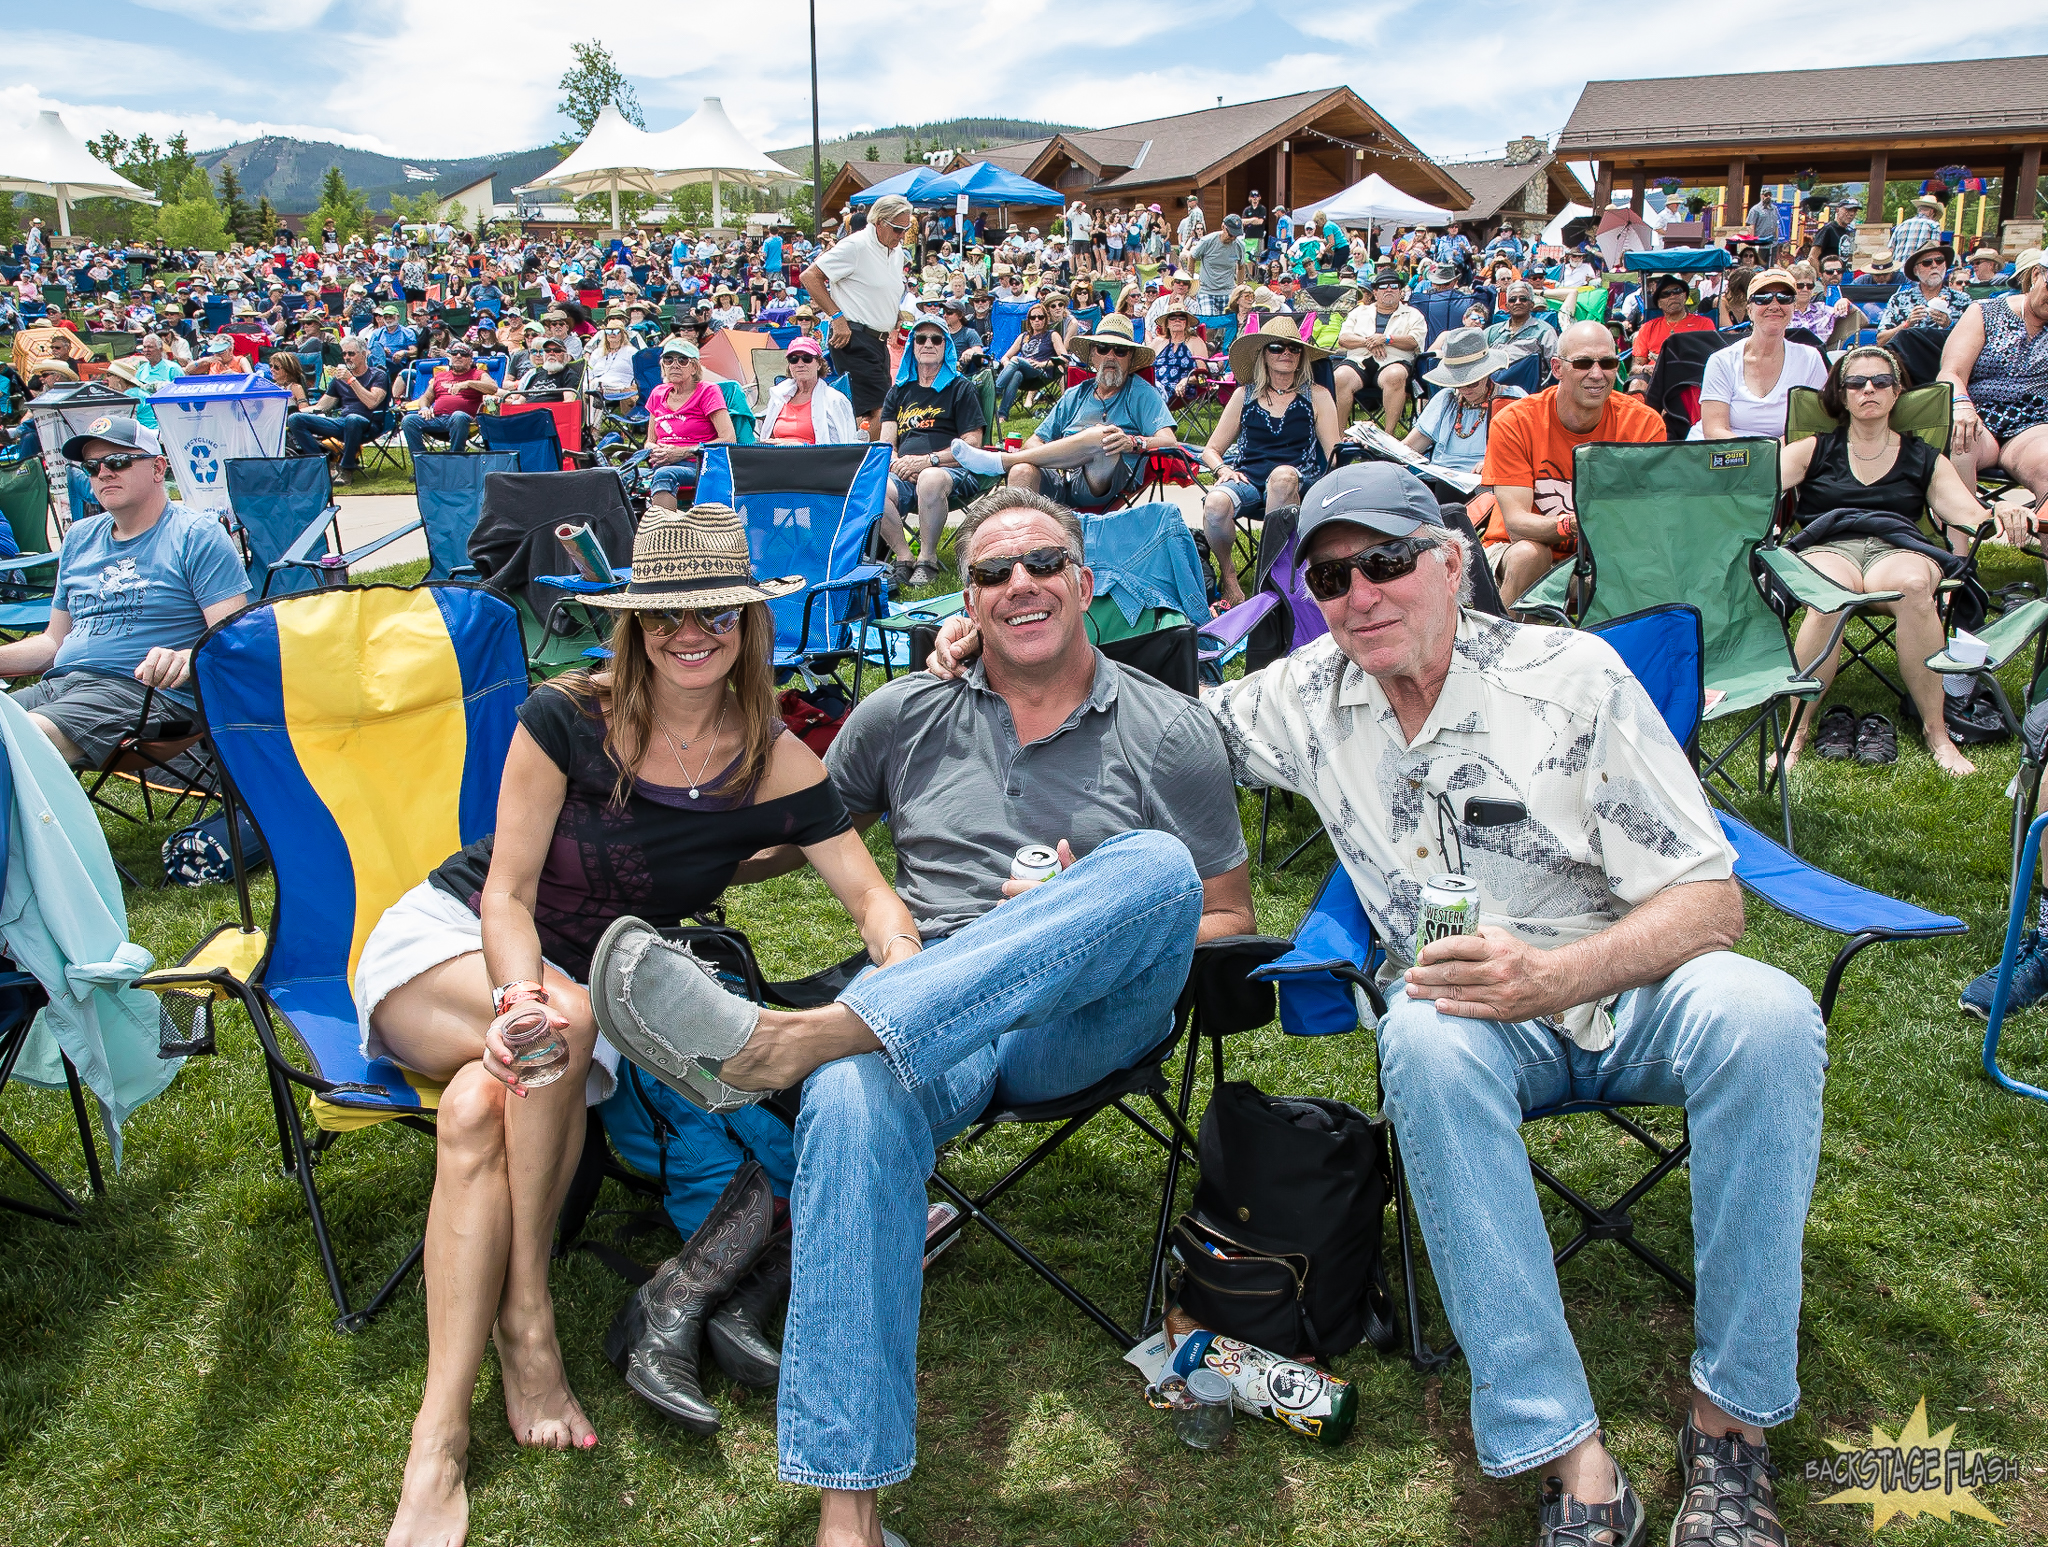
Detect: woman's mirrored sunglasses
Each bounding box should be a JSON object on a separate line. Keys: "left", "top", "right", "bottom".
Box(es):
{"left": 637, "top": 606, "right": 742, "bottom": 636}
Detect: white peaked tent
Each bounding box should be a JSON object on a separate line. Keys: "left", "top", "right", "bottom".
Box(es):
{"left": 1304, "top": 173, "right": 1452, "bottom": 229}
{"left": 0, "top": 111, "right": 157, "bottom": 238}
{"left": 641, "top": 97, "right": 800, "bottom": 231}
{"left": 515, "top": 105, "right": 678, "bottom": 231}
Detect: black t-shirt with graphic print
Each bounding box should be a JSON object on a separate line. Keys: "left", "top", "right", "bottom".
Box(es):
{"left": 879, "top": 375, "right": 987, "bottom": 456}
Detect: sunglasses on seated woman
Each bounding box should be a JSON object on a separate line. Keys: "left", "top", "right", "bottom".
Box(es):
{"left": 1302, "top": 537, "right": 1427, "bottom": 600}
{"left": 637, "top": 606, "right": 742, "bottom": 636}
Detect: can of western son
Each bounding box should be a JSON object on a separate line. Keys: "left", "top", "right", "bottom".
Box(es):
{"left": 1011, "top": 843, "right": 1061, "bottom": 883}
{"left": 1415, "top": 873, "right": 1480, "bottom": 958}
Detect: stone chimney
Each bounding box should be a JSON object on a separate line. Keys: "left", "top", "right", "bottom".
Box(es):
{"left": 1505, "top": 136, "right": 1546, "bottom": 167}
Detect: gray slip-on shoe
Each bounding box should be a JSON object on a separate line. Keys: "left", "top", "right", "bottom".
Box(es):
{"left": 589, "top": 915, "right": 766, "bottom": 1113}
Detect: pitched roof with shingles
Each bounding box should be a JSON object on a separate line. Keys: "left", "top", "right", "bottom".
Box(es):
{"left": 1558, "top": 55, "right": 2048, "bottom": 152}
{"left": 1438, "top": 154, "right": 1589, "bottom": 221}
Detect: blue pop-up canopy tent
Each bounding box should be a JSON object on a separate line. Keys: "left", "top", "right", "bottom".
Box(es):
{"left": 915, "top": 161, "right": 1064, "bottom": 209}
{"left": 847, "top": 166, "right": 943, "bottom": 207}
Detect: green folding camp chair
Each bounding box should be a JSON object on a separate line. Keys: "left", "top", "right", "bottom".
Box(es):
{"left": 1523, "top": 439, "right": 1855, "bottom": 850}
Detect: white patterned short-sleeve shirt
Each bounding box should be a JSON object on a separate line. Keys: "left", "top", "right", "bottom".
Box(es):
{"left": 1203, "top": 612, "right": 1735, "bottom": 1047}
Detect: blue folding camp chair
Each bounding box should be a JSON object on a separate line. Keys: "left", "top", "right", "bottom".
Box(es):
{"left": 223, "top": 457, "right": 418, "bottom": 596}
{"left": 621, "top": 346, "right": 663, "bottom": 431}
{"left": 477, "top": 406, "right": 583, "bottom": 473}
{"left": 414, "top": 451, "right": 520, "bottom": 580}
{"left": 987, "top": 299, "right": 1036, "bottom": 362}
{"left": 1253, "top": 601, "right": 1964, "bottom": 1369}
{"left": 695, "top": 444, "right": 893, "bottom": 690}
{"left": 134, "top": 583, "right": 527, "bottom": 1331}
{"left": 202, "top": 297, "right": 231, "bottom": 332}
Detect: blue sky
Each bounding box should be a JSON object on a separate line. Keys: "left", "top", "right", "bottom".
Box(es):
{"left": 6, "top": 2, "right": 2045, "bottom": 169}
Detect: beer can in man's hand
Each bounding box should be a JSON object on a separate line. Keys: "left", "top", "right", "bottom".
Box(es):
{"left": 1012, "top": 843, "right": 1061, "bottom": 883}
{"left": 1415, "top": 873, "right": 1480, "bottom": 959}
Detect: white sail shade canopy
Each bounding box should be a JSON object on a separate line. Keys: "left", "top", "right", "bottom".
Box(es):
{"left": 0, "top": 111, "right": 158, "bottom": 237}
{"left": 517, "top": 98, "right": 802, "bottom": 231}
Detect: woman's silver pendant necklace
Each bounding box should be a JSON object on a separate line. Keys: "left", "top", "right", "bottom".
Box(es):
{"left": 658, "top": 698, "right": 728, "bottom": 799}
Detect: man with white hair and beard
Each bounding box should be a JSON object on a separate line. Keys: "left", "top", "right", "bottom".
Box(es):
{"left": 943, "top": 313, "right": 1177, "bottom": 509}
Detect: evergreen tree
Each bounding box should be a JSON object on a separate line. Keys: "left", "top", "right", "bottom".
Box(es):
{"left": 87, "top": 132, "right": 127, "bottom": 170}
{"left": 864, "top": 143, "right": 879, "bottom": 162}
{"left": 254, "top": 196, "right": 280, "bottom": 244}
{"left": 216, "top": 163, "right": 252, "bottom": 244}
{"left": 312, "top": 165, "right": 372, "bottom": 242}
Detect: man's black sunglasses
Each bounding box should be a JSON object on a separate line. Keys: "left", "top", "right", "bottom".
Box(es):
{"left": 966, "top": 546, "right": 1075, "bottom": 587}
{"left": 1303, "top": 538, "right": 1426, "bottom": 601}
{"left": 80, "top": 452, "right": 150, "bottom": 477}
{"left": 1092, "top": 342, "right": 1132, "bottom": 357}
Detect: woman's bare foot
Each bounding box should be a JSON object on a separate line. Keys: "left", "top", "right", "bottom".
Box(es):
{"left": 1927, "top": 730, "right": 1976, "bottom": 777}
{"left": 388, "top": 1428, "right": 469, "bottom": 1547}
{"left": 494, "top": 1318, "right": 597, "bottom": 1451}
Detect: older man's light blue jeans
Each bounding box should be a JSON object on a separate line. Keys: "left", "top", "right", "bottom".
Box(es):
{"left": 775, "top": 829, "right": 1205, "bottom": 1490}
{"left": 1377, "top": 951, "right": 1827, "bottom": 1478}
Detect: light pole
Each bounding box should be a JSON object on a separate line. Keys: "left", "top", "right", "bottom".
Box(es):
{"left": 810, "top": 0, "right": 823, "bottom": 237}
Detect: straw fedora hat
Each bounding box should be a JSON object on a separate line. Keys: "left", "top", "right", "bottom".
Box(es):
{"left": 1228, "top": 313, "right": 1327, "bottom": 382}
{"left": 585, "top": 503, "right": 803, "bottom": 612}
{"left": 2009, "top": 248, "right": 2045, "bottom": 291}
{"left": 1064, "top": 311, "right": 1156, "bottom": 370}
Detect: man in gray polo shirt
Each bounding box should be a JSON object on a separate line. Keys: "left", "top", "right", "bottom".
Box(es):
{"left": 701, "top": 485, "right": 1252, "bottom": 1546}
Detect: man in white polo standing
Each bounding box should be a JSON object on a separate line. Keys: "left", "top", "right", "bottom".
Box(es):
{"left": 801, "top": 193, "right": 915, "bottom": 434}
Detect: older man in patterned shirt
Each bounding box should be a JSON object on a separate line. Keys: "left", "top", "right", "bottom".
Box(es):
{"left": 1203, "top": 463, "right": 1824, "bottom": 1547}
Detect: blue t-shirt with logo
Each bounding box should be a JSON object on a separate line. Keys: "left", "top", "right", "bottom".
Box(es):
{"left": 763, "top": 235, "right": 784, "bottom": 271}
{"left": 51, "top": 506, "right": 248, "bottom": 702}
{"left": 1035, "top": 374, "right": 1174, "bottom": 478}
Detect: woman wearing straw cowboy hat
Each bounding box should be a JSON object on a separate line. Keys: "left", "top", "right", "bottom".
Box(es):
{"left": 1404, "top": 326, "right": 1527, "bottom": 476}
{"left": 1199, "top": 313, "right": 1341, "bottom": 607}
{"left": 361, "top": 502, "right": 920, "bottom": 1547}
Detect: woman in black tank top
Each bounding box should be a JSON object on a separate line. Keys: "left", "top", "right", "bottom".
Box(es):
{"left": 1775, "top": 345, "right": 1997, "bottom": 776}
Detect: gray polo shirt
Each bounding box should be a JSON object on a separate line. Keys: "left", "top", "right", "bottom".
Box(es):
{"left": 825, "top": 650, "right": 1246, "bottom": 937}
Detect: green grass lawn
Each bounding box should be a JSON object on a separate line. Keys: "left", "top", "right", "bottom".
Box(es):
{"left": 3, "top": 551, "right": 2047, "bottom": 1545}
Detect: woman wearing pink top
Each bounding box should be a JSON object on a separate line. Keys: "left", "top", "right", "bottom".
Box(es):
{"left": 644, "top": 340, "right": 735, "bottom": 510}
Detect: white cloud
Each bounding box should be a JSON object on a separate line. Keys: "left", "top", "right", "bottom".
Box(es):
{"left": 0, "top": 87, "right": 400, "bottom": 156}
{"left": 130, "top": 0, "right": 335, "bottom": 31}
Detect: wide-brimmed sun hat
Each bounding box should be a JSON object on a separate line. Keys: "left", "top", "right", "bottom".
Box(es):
{"left": 1063, "top": 310, "right": 1156, "bottom": 369}
{"left": 1423, "top": 327, "right": 1515, "bottom": 387}
{"left": 586, "top": 503, "right": 802, "bottom": 612}
{"left": 1228, "top": 313, "right": 1327, "bottom": 381}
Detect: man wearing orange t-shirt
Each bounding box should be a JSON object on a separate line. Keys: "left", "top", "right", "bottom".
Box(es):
{"left": 1483, "top": 320, "right": 1667, "bottom": 606}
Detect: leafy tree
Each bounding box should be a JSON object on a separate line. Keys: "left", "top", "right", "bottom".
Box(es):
{"left": 384, "top": 189, "right": 444, "bottom": 226}
{"left": 216, "top": 163, "right": 252, "bottom": 244}
{"left": 557, "top": 40, "right": 644, "bottom": 141}
{"left": 88, "top": 132, "right": 127, "bottom": 170}
{"left": 152, "top": 174, "right": 230, "bottom": 251}
{"left": 576, "top": 188, "right": 659, "bottom": 227}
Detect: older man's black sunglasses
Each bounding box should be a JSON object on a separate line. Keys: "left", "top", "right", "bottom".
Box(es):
{"left": 1303, "top": 538, "right": 1425, "bottom": 600}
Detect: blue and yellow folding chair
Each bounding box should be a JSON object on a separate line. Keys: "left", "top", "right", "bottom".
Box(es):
{"left": 135, "top": 583, "right": 528, "bottom": 1331}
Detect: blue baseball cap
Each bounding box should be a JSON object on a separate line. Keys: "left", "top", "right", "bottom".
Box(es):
{"left": 1297, "top": 462, "right": 1445, "bottom": 544}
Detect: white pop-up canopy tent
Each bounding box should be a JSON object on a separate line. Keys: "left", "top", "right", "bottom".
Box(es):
{"left": 0, "top": 110, "right": 158, "bottom": 238}
{"left": 640, "top": 97, "right": 801, "bottom": 231}
{"left": 1304, "top": 173, "right": 1453, "bottom": 230}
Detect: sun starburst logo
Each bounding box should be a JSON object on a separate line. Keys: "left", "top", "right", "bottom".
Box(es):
{"left": 1806, "top": 1397, "right": 2019, "bottom": 1528}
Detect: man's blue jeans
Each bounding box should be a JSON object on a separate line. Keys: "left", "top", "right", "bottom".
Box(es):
{"left": 401, "top": 410, "right": 473, "bottom": 457}
{"left": 1377, "top": 951, "right": 1827, "bottom": 1477}
{"left": 775, "top": 829, "right": 1204, "bottom": 1489}
{"left": 287, "top": 411, "right": 372, "bottom": 470}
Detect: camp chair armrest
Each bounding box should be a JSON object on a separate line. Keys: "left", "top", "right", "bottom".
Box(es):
{"left": 1926, "top": 597, "right": 2048, "bottom": 672}
{"left": 0, "top": 551, "right": 60, "bottom": 577}
{"left": 1755, "top": 545, "right": 1902, "bottom": 615}
{"left": 449, "top": 563, "right": 479, "bottom": 580}
{"left": 0, "top": 970, "right": 37, "bottom": 990}
{"left": 270, "top": 501, "right": 345, "bottom": 571}
{"left": 1197, "top": 592, "right": 1277, "bottom": 653}
{"left": 808, "top": 565, "right": 889, "bottom": 594}
{"left": 294, "top": 518, "right": 425, "bottom": 575}
{"left": 533, "top": 569, "right": 630, "bottom": 594}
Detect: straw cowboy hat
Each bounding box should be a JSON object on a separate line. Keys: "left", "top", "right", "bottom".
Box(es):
{"left": 1228, "top": 313, "right": 1327, "bottom": 382}
{"left": 1064, "top": 311, "right": 1156, "bottom": 370}
{"left": 1902, "top": 239, "right": 1955, "bottom": 273}
{"left": 2010, "top": 248, "right": 2046, "bottom": 291}
{"left": 1423, "top": 327, "right": 1515, "bottom": 388}
{"left": 584, "top": 503, "right": 802, "bottom": 613}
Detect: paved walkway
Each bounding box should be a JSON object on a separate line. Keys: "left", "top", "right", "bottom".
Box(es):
{"left": 334, "top": 493, "right": 427, "bottom": 571}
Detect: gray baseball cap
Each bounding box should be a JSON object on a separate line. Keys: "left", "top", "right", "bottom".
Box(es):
{"left": 1298, "top": 462, "right": 1445, "bottom": 544}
